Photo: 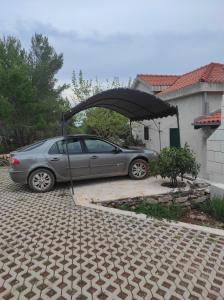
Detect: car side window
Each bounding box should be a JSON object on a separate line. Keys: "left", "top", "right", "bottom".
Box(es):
{"left": 85, "top": 139, "right": 115, "bottom": 153}
{"left": 49, "top": 143, "right": 57, "bottom": 154}
{"left": 49, "top": 139, "right": 82, "bottom": 154}
{"left": 64, "top": 139, "right": 82, "bottom": 154}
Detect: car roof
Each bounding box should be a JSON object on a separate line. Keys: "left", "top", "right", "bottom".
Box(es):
{"left": 55, "top": 134, "right": 101, "bottom": 139}
{"left": 11, "top": 135, "right": 108, "bottom": 154}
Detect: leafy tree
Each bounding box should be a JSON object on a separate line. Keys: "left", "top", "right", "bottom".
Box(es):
{"left": 27, "top": 34, "right": 69, "bottom": 138}
{"left": 81, "top": 108, "right": 130, "bottom": 142}
{"left": 0, "top": 36, "right": 35, "bottom": 147}
{"left": 149, "top": 144, "right": 200, "bottom": 187}
{"left": 29, "top": 34, "right": 67, "bottom": 101}
{"left": 0, "top": 34, "right": 68, "bottom": 151}
{"left": 71, "top": 70, "right": 132, "bottom": 142}
{"left": 72, "top": 70, "right": 132, "bottom": 102}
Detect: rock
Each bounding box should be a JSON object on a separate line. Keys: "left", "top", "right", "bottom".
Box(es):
{"left": 174, "top": 196, "right": 189, "bottom": 204}
{"left": 173, "top": 190, "right": 188, "bottom": 197}
{"left": 189, "top": 212, "right": 208, "bottom": 222}
{"left": 158, "top": 195, "right": 173, "bottom": 203}
{"left": 198, "top": 183, "right": 209, "bottom": 188}
{"left": 204, "top": 188, "right": 210, "bottom": 195}
{"left": 187, "top": 180, "right": 194, "bottom": 188}
{"left": 145, "top": 198, "right": 158, "bottom": 204}
{"left": 193, "top": 179, "right": 210, "bottom": 188}
{"left": 179, "top": 201, "right": 191, "bottom": 207}
{"left": 189, "top": 195, "right": 198, "bottom": 200}
{"left": 191, "top": 196, "right": 208, "bottom": 205}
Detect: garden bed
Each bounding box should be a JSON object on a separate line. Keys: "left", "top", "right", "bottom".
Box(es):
{"left": 100, "top": 189, "right": 224, "bottom": 229}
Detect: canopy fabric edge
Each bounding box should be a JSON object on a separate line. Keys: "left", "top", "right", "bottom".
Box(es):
{"left": 63, "top": 88, "right": 178, "bottom": 122}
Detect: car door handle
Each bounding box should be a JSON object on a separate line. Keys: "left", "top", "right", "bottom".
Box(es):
{"left": 90, "top": 155, "right": 98, "bottom": 159}
{"left": 50, "top": 157, "right": 60, "bottom": 161}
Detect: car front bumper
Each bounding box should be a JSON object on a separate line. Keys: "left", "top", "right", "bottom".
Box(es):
{"left": 9, "top": 169, "right": 27, "bottom": 184}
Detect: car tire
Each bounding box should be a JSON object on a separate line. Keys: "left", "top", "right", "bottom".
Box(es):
{"left": 28, "top": 168, "right": 55, "bottom": 192}
{"left": 128, "top": 159, "right": 149, "bottom": 180}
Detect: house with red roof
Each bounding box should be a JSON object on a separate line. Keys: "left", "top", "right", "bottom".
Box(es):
{"left": 132, "top": 62, "right": 224, "bottom": 180}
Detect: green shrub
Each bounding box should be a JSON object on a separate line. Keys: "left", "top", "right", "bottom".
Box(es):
{"left": 150, "top": 143, "right": 200, "bottom": 187}
{"left": 197, "top": 197, "right": 224, "bottom": 222}
{"left": 0, "top": 144, "right": 5, "bottom": 154}
{"left": 123, "top": 135, "right": 145, "bottom": 147}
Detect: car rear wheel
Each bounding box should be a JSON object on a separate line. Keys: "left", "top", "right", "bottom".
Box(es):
{"left": 129, "top": 159, "right": 148, "bottom": 180}
{"left": 28, "top": 169, "right": 55, "bottom": 192}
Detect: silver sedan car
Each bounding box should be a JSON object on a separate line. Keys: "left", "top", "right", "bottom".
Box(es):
{"left": 9, "top": 135, "right": 157, "bottom": 192}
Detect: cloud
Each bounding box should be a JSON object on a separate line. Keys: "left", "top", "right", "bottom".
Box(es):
{"left": 15, "top": 21, "right": 222, "bottom": 80}
{"left": 0, "top": 0, "right": 224, "bottom": 85}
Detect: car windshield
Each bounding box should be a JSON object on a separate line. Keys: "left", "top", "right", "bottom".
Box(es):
{"left": 16, "top": 140, "right": 46, "bottom": 152}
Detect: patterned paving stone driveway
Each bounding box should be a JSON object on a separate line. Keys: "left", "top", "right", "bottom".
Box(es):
{"left": 0, "top": 168, "right": 224, "bottom": 300}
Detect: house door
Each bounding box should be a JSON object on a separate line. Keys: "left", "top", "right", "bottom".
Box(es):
{"left": 169, "top": 128, "right": 180, "bottom": 148}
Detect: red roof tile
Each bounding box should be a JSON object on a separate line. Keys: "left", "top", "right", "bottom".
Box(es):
{"left": 137, "top": 74, "right": 179, "bottom": 86}
{"left": 158, "top": 63, "right": 224, "bottom": 95}
{"left": 194, "top": 110, "right": 221, "bottom": 126}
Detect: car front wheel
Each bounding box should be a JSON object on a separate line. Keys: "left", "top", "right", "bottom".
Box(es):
{"left": 28, "top": 168, "right": 55, "bottom": 192}
{"left": 129, "top": 159, "right": 148, "bottom": 180}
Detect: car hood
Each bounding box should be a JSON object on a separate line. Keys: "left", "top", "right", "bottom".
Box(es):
{"left": 121, "top": 147, "right": 156, "bottom": 155}
{"left": 121, "top": 147, "right": 143, "bottom": 153}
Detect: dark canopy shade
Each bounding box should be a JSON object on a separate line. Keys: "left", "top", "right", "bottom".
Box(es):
{"left": 63, "top": 88, "right": 178, "bottom": 122}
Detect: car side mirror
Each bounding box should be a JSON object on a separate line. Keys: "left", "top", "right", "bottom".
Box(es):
{"left": 113, "top": 147, "right": 121, "bottom": 153}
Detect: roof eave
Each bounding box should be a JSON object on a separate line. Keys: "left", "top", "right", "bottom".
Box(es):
{"left": 193, "top": 122, "right": 220, "bottom": 129}
{"left": 159, "top": 82, "right": 224, "bottom": 100}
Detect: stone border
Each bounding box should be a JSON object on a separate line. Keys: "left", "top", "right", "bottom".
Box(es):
{"left": 72, "top": 189, "right": 224, "bottom": 237}
{"left": 97, "top": 188, "right": 210, "bottom": 210}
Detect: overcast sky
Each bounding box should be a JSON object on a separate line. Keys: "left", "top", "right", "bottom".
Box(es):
{"left": 1, "top": 0, "right": 224, "bottom": 85}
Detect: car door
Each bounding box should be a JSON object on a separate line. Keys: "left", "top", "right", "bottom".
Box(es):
{"left": 83, "top": 138, "right": 126, "bottom": 176}
{"left": 48, "top": 138, "right": 90, "bottom": 179}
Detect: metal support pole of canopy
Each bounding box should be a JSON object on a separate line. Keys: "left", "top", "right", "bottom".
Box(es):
{"left": 61, "top": 112, "right": 65, "bottom": 136}
{"left": 129, "top": 120, "right": 133, "bottom": 141}
{"left": 61, "top": 112, "right": 74, "bottom": 196}
{"left": 176, "top": 107, "right": 181, "bottom": 147}
{"left": 158, "top": 122, "right": 162, "bottom": 152}
{"left": 152, "top": 120, "right": 162, "bottom": 152}
{"left": 65, "top": 139, "right": 74, "bottom": 195}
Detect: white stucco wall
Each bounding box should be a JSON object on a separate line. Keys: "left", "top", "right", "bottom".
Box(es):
{"left": 208, "top": 92, "right": 222, "bottom": 112}
{"left": 207, "top": 95, "right": 224, "bottom": 186}
{"left": 134, "top": 81, "right": 153, "bottom": 94}
{"left": 133, "top": 83, "right": 223, "bottom": 178}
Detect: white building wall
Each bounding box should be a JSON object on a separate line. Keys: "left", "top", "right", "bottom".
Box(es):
{"left": 207, "top": 95, "right": 224, "bottom": 187}
{"left": 208, "top": 93, "right": 222, "bottom": 112}
{"left": 135, "top": 82, "right": 153, "bottom": 94}
{"left": 134, "top": 83, "right": 223, "bottom": 178}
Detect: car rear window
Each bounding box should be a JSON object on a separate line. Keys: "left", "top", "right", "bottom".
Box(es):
{"left": 16, "top": 140, "right": 46, "bottom": 152}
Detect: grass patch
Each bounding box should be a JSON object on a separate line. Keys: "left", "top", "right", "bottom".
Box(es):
{"left": 119, "top": 202, "right": 185, "bottom": 221}
{"left": 110, "top": 195, "right": 224, "bottom": 227}
{"left": 196, "top": 197, "right": 224, "bottom": 222}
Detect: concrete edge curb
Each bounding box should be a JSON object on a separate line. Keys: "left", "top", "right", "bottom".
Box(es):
{"left": 71, "top": 190, "right": 224, "bottom": 237}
